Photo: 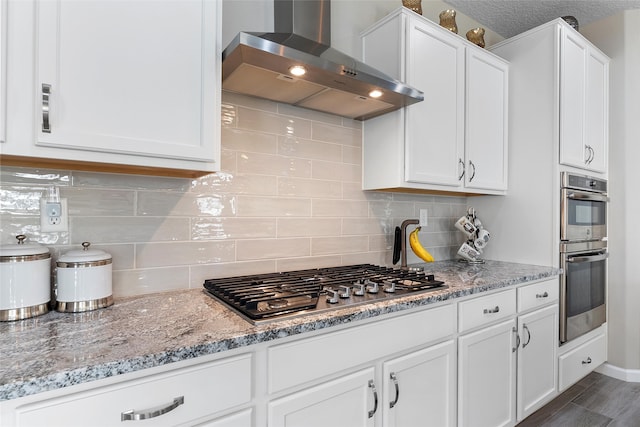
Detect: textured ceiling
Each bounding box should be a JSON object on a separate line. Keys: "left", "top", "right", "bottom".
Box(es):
{"left": 443, "top": 0, "right": 640, "bottom": 38}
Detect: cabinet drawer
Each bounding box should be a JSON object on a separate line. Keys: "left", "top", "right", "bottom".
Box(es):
{"left": 559, "top": 333, "right": 607, "bottom": 391}
{"left": 268, "top": 304, "right": 455, "bottom": 393}
{"left": 458, "top": 289, "right": 516, "bottom": 333}
{"left": 14, "top": 354, "right": 252, "bottom": 427}
{"left": 518, "top": 279, "right": 559, "bottom": 312}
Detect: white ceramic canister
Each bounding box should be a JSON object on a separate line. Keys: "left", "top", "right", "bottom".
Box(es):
{"left": 0, "top": 235, "right": 51, "bottom": 321}
{"left": 56, "top": 242, "right": 113, "bottom": 313}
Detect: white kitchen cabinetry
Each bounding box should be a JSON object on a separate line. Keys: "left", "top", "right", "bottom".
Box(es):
{"left": 268, "top": 368, "right": 376, "bottom": 427}
{"left": 1, "top": 0, "right": 220, "bottom": 177}
{"left": 458, "top": 279, "right": 559, "bottom": 426}
{"left": 559, "top": 331, "right": 607, "bottom": 392}
{"left": 559, "top": 29, "right": 609, "bottom": 173}
{"left": 382, "top": 340, "right": 456, "bottom": 427}
{"left": 361, "top": 8, "right": 508, "bottom": 195}
{"left": 6, "top": 354, "right": 253, "bottom": 427}
{"left": 267, "top": 304, "right": 456, "bottom": 426}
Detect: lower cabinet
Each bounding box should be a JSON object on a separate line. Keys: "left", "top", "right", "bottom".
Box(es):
{"left": 558, "top": 331, "right": 607, "bottom": 392}
{"left": 517, "top": 305, "right": 559, "bottom": 420}
{"left": 458, "top": 319, "right": 517, "bottom": 427}
{"left": 268, "top": 368, "right": 376, "bottom": 427}
{"left": 382, "top": 340, "right": 457, "bottom": 427}
{"left": 458, "top": 280, "right": 560, "bottom": 427}
{"left": 6, "top": 354, "right": 253, "bottom": 427}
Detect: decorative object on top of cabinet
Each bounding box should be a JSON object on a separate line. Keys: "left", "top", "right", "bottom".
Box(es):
{"left": 361, "top": 8, "right": 508, "bottom": 196}
{"left": 562, "top": 15, "right": 579, "bottom": 31}
{"left": 402, "top": 0, "right": 422, "bottom": 15}
{"left": 466, "top": 28, "right": 486, "bottom": 48}
{"left": 1, "top": 0, "right": 221, "bottom": 178}
{"left": 439, "top": 9, "right": 458, "bottom": 33}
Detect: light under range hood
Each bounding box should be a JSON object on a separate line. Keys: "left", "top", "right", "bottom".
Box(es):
{"left": 222, "top": 0, "right": 424, "bottom": 121}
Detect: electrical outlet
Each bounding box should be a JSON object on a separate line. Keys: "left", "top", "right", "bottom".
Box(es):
{"left": 419, "top": 209, "right": 428, "bottom": 227}
{"left": 40, "top": 198, "right": 68, "bottom": 232}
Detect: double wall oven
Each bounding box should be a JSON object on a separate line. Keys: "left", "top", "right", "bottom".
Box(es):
{"left": 560, "top": 172, "right": 608, "bottom": 344}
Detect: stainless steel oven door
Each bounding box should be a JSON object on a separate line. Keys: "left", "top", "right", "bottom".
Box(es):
{"left": 561, "top": 188, "right": 608, "bottom": 241}
{"left": 560, "top": 241, "right": 608, "bottom": 343}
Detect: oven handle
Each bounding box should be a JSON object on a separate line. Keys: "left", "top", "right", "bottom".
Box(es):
{"left": 567, "top": 252, "right": 609, "bottom": 263}
{"left": 566, "top": 192, "right": 609, "bottom": 202}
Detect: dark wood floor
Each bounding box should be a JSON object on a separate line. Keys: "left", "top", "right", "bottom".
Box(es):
{"left": 517, "top": 372, "right": 640, "bottom": 426}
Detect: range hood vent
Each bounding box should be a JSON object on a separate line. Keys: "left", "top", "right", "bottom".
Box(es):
{"left": 222, "top": 0, "right": 424, "bottom": 121}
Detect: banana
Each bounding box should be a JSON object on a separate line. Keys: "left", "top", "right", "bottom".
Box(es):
{"left": 409, "top": 226, "right": 435, "bottom": 262}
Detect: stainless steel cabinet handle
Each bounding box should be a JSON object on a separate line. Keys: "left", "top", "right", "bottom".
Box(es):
{"left": 522, "top": 324, "right": 531, "bottom": 348}
{"left": 368, "top": 380, "right": 378, "bottom": 418}
{"left": 536, "top": 291, "right": 549, "bottom": 298}
{"left": 42, "top": 84, "right": 51, "bottom": 133}
{"left": 585, "top": 145, "right": 595, "bottom": 164}
{"left": 389, "top": 372, "right": 400, "bottom": 409}
{"left": 458, "top": 158, "right": 465, "bottom": 181}
{"left": 483, "top": 305, "right": 500, "bottom": 314}
{"left": 121, "top": 396, "right": 184, "bottom": 421}
{"left": 512, "top": 326, "right": 520, "bottom": 352}
{"left": 468, "top": 160, "right": 476, "bottom": 182}
{"left": 582, "top": 357, "right": 592, "bottom": 365}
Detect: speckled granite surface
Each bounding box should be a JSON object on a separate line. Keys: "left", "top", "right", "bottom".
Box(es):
{"left": 0, "top": 260, "right": 560, "bottom": 401}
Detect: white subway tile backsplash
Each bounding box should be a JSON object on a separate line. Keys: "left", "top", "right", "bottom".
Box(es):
{"left": 278, "top": 135, "right": 343, "bottom": 162}
{"left": 71, "top": 217, "right": 190, "bottom": 244}
{"left": 236, "top": 238, "right": 310, "bottom": 261}
{"left": 1, "top": 96, "right": 466, "bottom": 297}
{"left": 136, "top": 241, "right": 235, "bottom": 268}
{"left": 192, "top": 217, "right": 277, "bottom": 240}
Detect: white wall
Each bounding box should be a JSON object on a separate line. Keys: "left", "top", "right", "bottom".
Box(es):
{"left": 583, "top": 10, "right": 640, "bottom": 372}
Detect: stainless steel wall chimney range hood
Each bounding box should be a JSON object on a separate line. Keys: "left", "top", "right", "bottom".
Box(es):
{"left": 222, "top": 0, "right": 424, "bottom": 121}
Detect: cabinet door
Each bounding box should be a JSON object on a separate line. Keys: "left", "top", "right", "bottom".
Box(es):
{"left": 465, "top": 50, "right": 508, "bottom": 191}
{"left": 268, "top": 368, "right": 375, "bottom": 427}
{"left": 584, "top": 48, "right": 608, "bottom": 173}
{"left": 35, "top": 0, "right": 219, "bottom": 165}
{"left": 458, "top": 319, "right": 517, "bottom": 427}
{"left": 517, "top": 305, "right": 558, "bottom": 421}
{"left": 404, "top": 18, "right": 465, "bottom": 187}
{"left": 383, "top": 340, "right": 456, "bottom": 427}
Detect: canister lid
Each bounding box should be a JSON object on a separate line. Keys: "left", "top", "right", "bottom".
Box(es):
{"left": 0, "top": 235, "right": 50, "bottom": 260}
{"left": 57, "top": 242, "right": 112, "bottom": 266}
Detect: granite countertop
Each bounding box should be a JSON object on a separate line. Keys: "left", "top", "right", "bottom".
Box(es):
{"left": 0, "top": 260, "right": 561, "bottom": 401}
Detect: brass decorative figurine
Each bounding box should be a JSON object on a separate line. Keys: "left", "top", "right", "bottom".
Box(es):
{"left": 439, "top": 9, "right": 458, "bottom": 33}
{"left": 466, "top": 27, "right": 486, "bottom": 48}
{"left": 402, "top": 0, "right": 422, "bottom": 15}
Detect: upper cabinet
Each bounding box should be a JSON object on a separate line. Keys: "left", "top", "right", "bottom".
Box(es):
{"left": 490, "top": 19, "right": 609, "bottom": 176}
{"left": 559, "top": 30, "right": 609, "bottom": 173}
{"left": 361, "top": 8, "right": 508, "bottom": 195}
{"left": 1, "top": 0, "right": 221, "bottom": 177}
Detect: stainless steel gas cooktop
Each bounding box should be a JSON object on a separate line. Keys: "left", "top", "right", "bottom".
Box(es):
{"left": 203, "top": 264, "right": 446, "bottom": 324}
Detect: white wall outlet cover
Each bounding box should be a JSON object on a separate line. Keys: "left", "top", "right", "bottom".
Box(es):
{"left": 419, "top": 209, "right": 428, "bottom": 227}
{"left": 40, "top": 198, "right": 68, "bottom": 232}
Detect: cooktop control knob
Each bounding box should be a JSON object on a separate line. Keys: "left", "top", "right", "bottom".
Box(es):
{"left": 339, "top": 285, "right": 351, "bottom": 298}
{"left": 383, "top": 280, "right": 396, "bottom": 293}
{"left": 366, "top": 280, "right": 379, "bottom": 294}
{"left": 325, "top": 288, "right": 339, "bottom": 304}
{"left": 354, "top": 283, "right": 366, "bottom": 296}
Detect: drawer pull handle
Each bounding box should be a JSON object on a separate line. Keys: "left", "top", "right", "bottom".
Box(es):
{"left": 121, "top": 396, "right": 184, "bottom": 421}
{"left": 582, "top": 357, "right": 592, "bottom": 365}
{"left": 536, "top": 292, "right": 549, "bottom": 298}
{"left": 368, "top": 380, "right": 378, "bottom": 418}
{"left": 484, "top": 306, "right": 500, "bottom": 314}
{"left": 42, "top": 84, "right": 51, "bottom": 133}
{"left": 389, "top": 372, "right": 400, "bottom": 409}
